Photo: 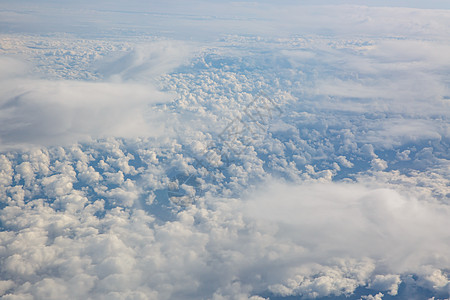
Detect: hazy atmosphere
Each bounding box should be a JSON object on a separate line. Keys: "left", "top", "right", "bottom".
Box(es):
{"left": 0, "top": 1, "right": 449, "bottom": 299}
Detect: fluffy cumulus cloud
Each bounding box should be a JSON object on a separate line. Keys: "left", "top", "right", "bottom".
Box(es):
{"left": 1, "top": 0, "right": 450, "bottom": 299}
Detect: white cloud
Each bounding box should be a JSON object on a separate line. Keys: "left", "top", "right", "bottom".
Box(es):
{"left": 1, "top": 1, "right": 449, "bottom": 299}
{"left": 0, "top": 57, "right": 27, "bottom": 81}
{"left": 369, "top": 275, "right": 401, "bottom": 295}
{"left": 97, "top": 41, "right": 197, "bottom": 82}
{"left": 41, "top": 174, "right": 74, "bottom": 198}
{"left": 3, "top": 1, "right": 450, "bottom": 39}
{"left": 243, "top": 180, "right": 450, "bottom": 276}
{"left": 0, "top": 38, "right": 199, "bottom": 151}
{"left": 361, "top": 293, "right": 384, "bottom": 300}
{"left": 0, "top": 77, "right": 172, "bottom": 151}
{"left": 0, "top": 53, "right": 183, "bottom": 150}
{"left": 1, "top": 153, "right": 449, "bottom": 299}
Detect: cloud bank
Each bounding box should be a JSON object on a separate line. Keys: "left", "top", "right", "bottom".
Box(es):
{"left": 0, "top": 1, "right": 449, "bottom": 299}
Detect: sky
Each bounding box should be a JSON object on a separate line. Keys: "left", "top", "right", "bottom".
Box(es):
{"left": 0, "top": 1, "right": 449, "bottom": 299}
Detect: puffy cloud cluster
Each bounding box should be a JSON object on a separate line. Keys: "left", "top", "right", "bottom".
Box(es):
{"left": 1, "top": 161, "right": 449, "bottom": 299}
{"left": 1, "top": 2, "right": 450, "bottom": 299}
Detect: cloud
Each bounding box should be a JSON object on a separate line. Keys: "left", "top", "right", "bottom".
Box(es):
{"left": 360, "top": 293, "right": 384, "bottom": 300}
{"left": 0, "top": 78, "right": 171, "bottom": 150}
{"left": 0, "top": 39, "right": 200, "bottom": 151}
{"left": 1, "top": 2, "right": 450, "bottom": 299}
{"left": 369, "top": 275, "right": 401, "bottom": 296}
{"left": 1, "top": 142, "right": 449, "bottom": 299}
{"left": 0, "top": 57, "right": 28, "bottom": 81}
{"left": 242, "top": 180, "right": 450, "bottom": 276}
{"left": 279, "top": 37, "right": 450, "bottom": 154}
{"left": 97, "top": 41, "right": 196, "bottom": 82}
{"left": 361, "top": 119, "right": 445, "bottom": 149}
{"left": 3, "top": 1, "right": 450, "bottom": 39}
{"left": 308, "top": 39, "right": 450, "bottom": 113}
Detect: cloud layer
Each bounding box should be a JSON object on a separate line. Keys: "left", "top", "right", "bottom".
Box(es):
{"left": 1, "top": 1, "right": 450, "bottom": 299}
